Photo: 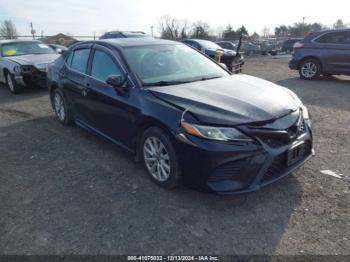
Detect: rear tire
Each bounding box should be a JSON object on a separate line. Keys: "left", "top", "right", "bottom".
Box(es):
{"left": 298, "top": 59, "right": 321, "bottom": 80}
{"left": 5, "top": 71, "right": 23, "bottom": 94}
{"left": 141, "top": 127, "right": 181, "bottom": 189}
{"left": 52, "top": 88, "right": 73, "bottom": 125}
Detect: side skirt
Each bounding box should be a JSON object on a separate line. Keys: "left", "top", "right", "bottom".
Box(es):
{"left": 74, "top": 118, "right": 135, "bottom": 154}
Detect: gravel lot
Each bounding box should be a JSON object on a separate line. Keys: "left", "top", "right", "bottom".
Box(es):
{"left": 0, "top": 56, "right": 349, "bottom": 255}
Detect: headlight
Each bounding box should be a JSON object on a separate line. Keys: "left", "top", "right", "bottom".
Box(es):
{"left": 36, "top": 63, "right": 49, "bottom": 72}
{"left": 181, "top": 121, "right": 252, "bottom": 142}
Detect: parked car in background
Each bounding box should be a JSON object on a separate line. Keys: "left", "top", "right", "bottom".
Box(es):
{"left": 289, "top": 29, "right": 350, "bottom": 79}
{"left": 182, "top": 39, "right": 244, "bottom": 73}
{"left": 242, "top": 41, "right": 261, "bottom": 56}
{"left": 0, "top": 40, "right": 59, "bottom": 93}
{"left": 48, "top": 44, "right": 68, "bottom": 54}
{"left": 216, "top": 41, "right": 237, "bottom": 51}
{"left": 47, "top": 38, "right": 313, "bottom": 194}
{"left": 282, "top": 38, "right": 302, "bottom": 53}
{"left": 99, "top": 31, "right": 152, "bottom": 39}
{"left": 260, "top": 41, "right": 279, "bottom": 56}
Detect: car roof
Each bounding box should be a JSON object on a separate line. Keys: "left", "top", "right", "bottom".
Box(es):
{"left": 317, "top": 28, "right": 350, "bottom": 33}
{"left": 97, "top": 38, "right": 179, "bottom": 47}
{"left": 104, "top": 31, "right": 146, "bottom": 34}
{"left": 303, "top": 28, "right": 350, "bottom": 41}
{"left": 0, "top": 39, "right": 42, "bottom": 44}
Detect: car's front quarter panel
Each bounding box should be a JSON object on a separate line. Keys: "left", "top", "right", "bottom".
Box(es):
{"left": 134, "top": 89, "right": 185, "bottom": 139}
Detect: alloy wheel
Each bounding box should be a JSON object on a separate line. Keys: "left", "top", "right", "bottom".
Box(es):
{"left": 54, "top": 92, "right": 65, "bottom": 121}
{"left": 143, "top": 136, "right": 171, "bottom": 182}
{"left": 301, "top": 62, "right": 317, "bottom": 78}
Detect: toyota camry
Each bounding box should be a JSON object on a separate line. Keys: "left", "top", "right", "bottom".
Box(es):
{"left": 47, "top": 38, "right": 313, "bottom": 194}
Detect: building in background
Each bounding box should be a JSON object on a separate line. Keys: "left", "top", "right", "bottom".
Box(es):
{"left": 41, "top": 33, "right": 77, "bottom": 46}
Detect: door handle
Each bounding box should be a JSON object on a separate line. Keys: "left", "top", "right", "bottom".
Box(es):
{"left": 59, "top": 72, "right": 66, "bottom": 78}
{"left": 82, "top": 84, "right": 91, "bottom": 97}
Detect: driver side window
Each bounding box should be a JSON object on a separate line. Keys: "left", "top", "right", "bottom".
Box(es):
{"left": 91, "top": 50, "right": 122, "bottom": 82}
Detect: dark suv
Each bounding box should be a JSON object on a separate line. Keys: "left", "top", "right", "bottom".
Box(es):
{"left": 289, "top": 29, "right": 350, "bottom": 79}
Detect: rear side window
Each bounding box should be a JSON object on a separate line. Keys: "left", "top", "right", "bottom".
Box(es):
{"left": 315, "top": 32, "right": 350, "bottom": 44}
{"left": 70, "top": 49, "right": 90, "bottom": 74}
{"left": 91, "top": 50, "right": 122, "bottom": 82}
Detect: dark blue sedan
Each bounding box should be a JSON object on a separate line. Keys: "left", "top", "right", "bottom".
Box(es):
{"left": 47, "top": 38, "right": 313, "bottom": 194}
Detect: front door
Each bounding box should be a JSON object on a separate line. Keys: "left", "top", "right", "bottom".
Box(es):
{"left": 83, "top": 45, "right": 138, "bottom": 148}
{"left": 316, "top": 31, "right": 350, "bottom": 75}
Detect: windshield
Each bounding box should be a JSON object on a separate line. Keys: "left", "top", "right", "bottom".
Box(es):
{"left": 2, "top": 42, "right": 55, "bottom": 57}
{"left": 123, "top": 44, "right": 229, "bottom": 85}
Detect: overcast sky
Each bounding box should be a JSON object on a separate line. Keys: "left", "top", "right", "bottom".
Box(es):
{"left": 0, "top": 0, "right": 349, "bottom": 37}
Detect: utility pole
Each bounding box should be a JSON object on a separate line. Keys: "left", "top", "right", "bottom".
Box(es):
{"left": 302, "top": 17, "right": 306, "bottom": 36}
{"left": 30, "top": 22, "right": 36, "bottom": 39}
{"left": 151, "top": 25, "right": 154, "bottom": 37}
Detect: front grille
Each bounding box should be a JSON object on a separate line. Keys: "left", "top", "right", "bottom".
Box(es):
{"left": 264, "top": 153, "right": 287, "bottom": 182}
{"left": 246, "top": 112, "right": 307, "bottom": 148}
{"left": 208, "top": 159, "right": 246, "bottom": 181}
{"left": 263, "top": 140, "right": 312, "bottom": 182}
{"left": 261, "top": 138, "right": 286, "bottom": 148}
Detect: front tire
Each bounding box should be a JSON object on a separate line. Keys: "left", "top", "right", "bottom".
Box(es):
{"left": 5, "top": 71, "right": 22, "bottom": 94}
{"left": 52, "top": 88, "right": 72, "bottom": 125}
{"left": 141, "top": 127, "right": 181, "bottom": 189}
{"left": 299, "top": 59, "right": 321, "bottom": 80}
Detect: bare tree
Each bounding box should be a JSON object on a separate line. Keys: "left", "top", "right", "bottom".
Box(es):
{"left": 0, "top": 20, "right": 19, "bottom": 39}
{"left": 158, "top": 15, "right": 189, "bottom": 40}
{"left": 333, "top": 19, "right": 345, "bottom": 29}
{"left": 191, "top": 21, "right": 210, "bottom": 39}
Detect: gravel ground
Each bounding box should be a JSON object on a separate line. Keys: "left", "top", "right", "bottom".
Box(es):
{"left": 0, "top": 56, "right": 349, "bottom": 255}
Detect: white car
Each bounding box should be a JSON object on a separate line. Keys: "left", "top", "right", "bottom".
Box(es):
{"left": 0, "top": 40, "right": 59, "bottom": 94}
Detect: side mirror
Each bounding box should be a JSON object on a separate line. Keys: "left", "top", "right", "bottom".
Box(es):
{"left": 56, "top": 48, "right": 63, "bottom": 54}
{"left": 106, "top": 74, "right": 128, "bottom": 95}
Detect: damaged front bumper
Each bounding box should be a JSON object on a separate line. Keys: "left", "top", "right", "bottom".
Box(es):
{"left": 14, "top": 66, "right": 48, "bottom": 88}
{"left": 174, "top": 117, "right": 313, "bottom": 194}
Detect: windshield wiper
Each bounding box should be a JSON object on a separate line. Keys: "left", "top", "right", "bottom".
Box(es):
{"left": 143, "top": 76, "right": 223, "bottom": 87}
{"left": 198, "top": 76, "right": 222, "bottom": 81}
{"left": 143, "top": 80, "right": 191, "bottom": 87}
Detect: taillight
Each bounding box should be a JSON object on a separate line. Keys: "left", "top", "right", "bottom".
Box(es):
{"left": 293, "top": 42, "right": 304, "bottom": 49}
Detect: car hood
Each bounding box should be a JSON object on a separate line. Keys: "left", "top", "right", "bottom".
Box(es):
{"left": 222, "top": 48, "right": 237, "bottom": 56}
{"left": 7, "top": 54, "right": 60, "bottom": 69}
{"left": 206, "top": 48, "right": 236, "bottom": 56}
{"left": 148, "top": 74, "right": 301, "bottom": 126}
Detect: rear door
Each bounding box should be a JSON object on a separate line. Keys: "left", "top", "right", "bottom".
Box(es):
{"left": 315, "top": 31, "right": 350, "bottom": 74}
{"left": 60, "top": 44, "right": 93, "bottom": 123}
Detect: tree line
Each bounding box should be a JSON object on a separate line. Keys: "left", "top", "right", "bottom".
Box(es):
{"left": 1, "top": 18, "right": 349, "bottom": 40}
{"left": 158, "top": 16, "right": 349, "bottom": 41}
